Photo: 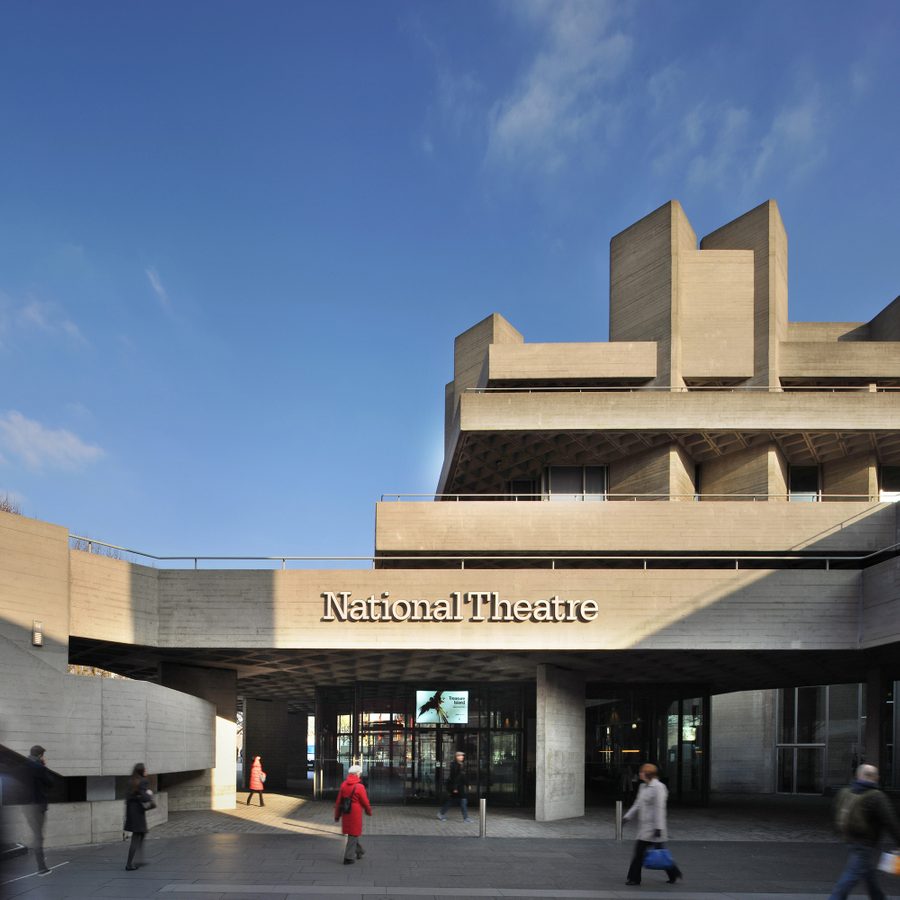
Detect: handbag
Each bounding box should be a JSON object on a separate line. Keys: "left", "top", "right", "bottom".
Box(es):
{"left": 878, "top": 851, "right": 900, "bottom": 876}
{"left": 643, "top": 846, "right": 675, "bottom": 870}
{"left": 339, "top": 785, "right": 357, "bottom": 814}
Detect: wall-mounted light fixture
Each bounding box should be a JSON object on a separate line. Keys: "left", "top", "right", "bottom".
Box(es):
{"left": 32, "top": 620, "right": 43, "bottom": 647}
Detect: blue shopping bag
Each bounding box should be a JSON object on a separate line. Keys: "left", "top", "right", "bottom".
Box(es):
{"left": 643, "top": 846, "right": 675, "bottom": 870}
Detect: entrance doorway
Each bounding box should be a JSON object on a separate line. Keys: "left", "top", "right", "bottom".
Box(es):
{"left": 315, "top": 682, "right": 532, "bottom": 805}
{"left": 585, "top": 689, "right": 709, "bottom": 805}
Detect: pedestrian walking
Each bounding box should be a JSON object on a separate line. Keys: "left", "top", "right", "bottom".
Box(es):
{"left": 623, "top": 762, "right": 682, "bottom": 886}
{"left": 123, "top": 763, "right": 155, "bottom": 871}
{"left": 829, "top": 763, "right": 900, "bottom": 900}
{"left": 246, "top": 755, "right": 266, "bottom": 806}
{"left": 334, "top": 764, "right": 372, "bottom": 865}
{"left": 437, "top": 750, "right": 474, "bottom": 823}
{"left": 24, "top": 745, "right": 53, "bottom": 876}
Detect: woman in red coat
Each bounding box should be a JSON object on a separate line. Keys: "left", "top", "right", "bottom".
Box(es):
{"left": 333, "top": 764, "right": 372, "bottom": 864}
{"left": 246, "top": 755, "right": 266, "bottom": 806}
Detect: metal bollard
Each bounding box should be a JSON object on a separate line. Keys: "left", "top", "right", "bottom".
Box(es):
{"left": 615, "top": 800, "right": 623, "bottom": 841}
{"left": 479, "top": 797, "right": 487, "bottom": 838}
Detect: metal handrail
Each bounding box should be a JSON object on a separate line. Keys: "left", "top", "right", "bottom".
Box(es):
{"left": 466, "top": 385, "right": 900, "bottom": 393}
{"left": 68, "top": 534, "right": 900, "bottom": 571}
{"left": 380, "top": 492, "right": 881, "bottom": 502}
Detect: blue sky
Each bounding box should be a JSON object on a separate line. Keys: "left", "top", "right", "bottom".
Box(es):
{"left": 0, "top": 0, "right": 898, "bottom": 562}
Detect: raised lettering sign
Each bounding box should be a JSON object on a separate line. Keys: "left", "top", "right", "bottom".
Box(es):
{"left": 320, "top": 591, "right": 598, "bottom": 623}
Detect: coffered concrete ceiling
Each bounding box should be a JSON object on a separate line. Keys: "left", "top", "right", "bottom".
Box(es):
{"left": 68, "top": 638, "right": 898, "bottom": 715}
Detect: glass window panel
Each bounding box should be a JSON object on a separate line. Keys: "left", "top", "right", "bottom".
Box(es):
{"left": 779, "top": 689, "right": 796, "bottom": 744}
{"left": 795, "top": 748, "right": 824, "bottom": 793}
{"left": 664, "top": 701, "right": 679, "bottom": 772}
{"left": 488, "top": 686, "right": 522, "bottom": 729}
{"left": 827, "top": 684, "right": 862, "bottom": 785}
{"left": 489, "top": 733, "right": 521, "bottom": 799}
{"left": 881, "top": 466, "right": 900, "bottom": 502}
{"left": 680, "top": 698, "right": 703, "bottom": 796}
{"left": 789, "top": 466, "right": 820, "bottom": 501}
{"left": 548, "top": 467, "right": 583, "bottom": 501}
{"left": 777, "top": 748, "right": 794, "bottom": 793}
{"left": 509, "top": 479, "right": 538, "bottom": 501}
{"left": 584, "top": 466, "right": 607, "bottom": 500}
{"left": 796, "top": 686, "right": 826, "bottom": 743}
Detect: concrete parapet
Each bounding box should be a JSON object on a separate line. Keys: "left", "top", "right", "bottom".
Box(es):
{"left": 488, "top": 341, "right": 657, "bottom": 383}
{"left": 374, "top": 499, "right": 895, "bottom": 554}
{"left": 0, "top": 791, "right": 168, "bottom": 848}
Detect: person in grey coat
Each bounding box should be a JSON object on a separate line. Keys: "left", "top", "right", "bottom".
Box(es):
{"left": 623, "top": 763, "right": 682, "bottom": 886}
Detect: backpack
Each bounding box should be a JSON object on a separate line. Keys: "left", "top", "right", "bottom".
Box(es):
{"left": 340, "top": 785, "right": 357, "bottom": 815}
{"left": 835, "top": 789, "right": 867, "bottom": 838}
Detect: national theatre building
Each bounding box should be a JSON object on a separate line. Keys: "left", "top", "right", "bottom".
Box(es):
{"left": 2, "top": 199, "right": 899, "bottom": 846}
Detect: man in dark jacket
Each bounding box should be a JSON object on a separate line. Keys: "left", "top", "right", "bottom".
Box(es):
{"left": 25, "top": 745, "right": 53, "bottom": 876}
{"left": 829, "top": 763, "right": 900, "bottom": 900}
{"left": 437, "top": 751, "right": 473, "bottom": 823}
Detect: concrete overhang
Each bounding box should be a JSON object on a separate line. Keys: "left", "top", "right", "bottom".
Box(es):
{"left": 780, "top": 341, "right": 900, "bottom": 380}
{"left": 374, "top": 500, "right": 897, "bottom": 555}
{"left": 458, "top": 389, "right": 900, "bottom": 433}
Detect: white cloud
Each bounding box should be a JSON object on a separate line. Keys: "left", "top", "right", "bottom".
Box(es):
{"left": 145, "top": 266, "right": 172, "bottom": 311}
{"left": 751, "top": 92, "right": 825, "bottom": 186}
{"left": 650, "top": 101, "right": 708, "bottom": 177}
{"left": 649, "top": 86, "right": 824, "bottom": 195}
{"left": 17, "top": 299, "right": 87, "bottom": 344}
{"left": 0, "top": 411, "right": 104, "bottom": 472}
{"left": 407, "top": 11, "right": 484, "bottom": 157}
{"left": 486, "top": 0, "right": 632, "bottom": 174}
{"left": 0, "top": 293, "right": 87, "bottom": 347}
{"left": 647, "top": 63, "right": 686, "bottom": 114}
{"left": 687, "top": 105, "right": 752, "bottom": 190}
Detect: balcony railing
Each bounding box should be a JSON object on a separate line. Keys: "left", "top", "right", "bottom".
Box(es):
{"left": 466, "top": 384, "right": 900, "bottom": 393}
{"left": 380, "top": 492, "right": 882, "bottom": 502}
{"left": 69, "top": 534, "right": 900, "bottom": 572}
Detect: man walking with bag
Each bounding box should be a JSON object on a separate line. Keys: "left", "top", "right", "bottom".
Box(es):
{"left": 829, "top": 763, "right": 900, "bottom": 900}
{"left": 623, "top": 763, "right": 682, "bottom": 886}
{"left": 437, "top": 750, "right": 474, "bottom": 823}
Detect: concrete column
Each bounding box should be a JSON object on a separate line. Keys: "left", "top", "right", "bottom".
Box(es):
{"left": 864, "top": 666, "right": 891, "bottom": 770}
{"left": 244, "top": 699, "right": 291, "bottom": 792}
{"left": 536, "top": 664, "right": 585, "bottom": 821}
{"left": 159, "top": 663, "right": 237, "bottom": 810}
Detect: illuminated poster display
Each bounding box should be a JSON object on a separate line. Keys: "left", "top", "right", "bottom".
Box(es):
{"left": 415, "top": 689, "right": 469, "bottom": 724}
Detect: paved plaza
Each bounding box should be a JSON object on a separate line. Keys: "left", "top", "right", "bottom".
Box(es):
{"left": 3, "top": 793, "right": 899, "bottom": 900}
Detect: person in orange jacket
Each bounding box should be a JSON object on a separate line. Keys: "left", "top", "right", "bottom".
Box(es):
{"left": 246, "top": 755, "right": 266, "bottom": 806}
{"left": 334, "top": 764, "right": 372, "bottom": 864}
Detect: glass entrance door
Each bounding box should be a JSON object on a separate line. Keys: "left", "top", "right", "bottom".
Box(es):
{"left": 412, "top": 730, "right": 438, "bottom": 801}
{"left": 439, "top": 729, "right": 481, "bottom": 802}
{"left": 586, "top": 690, "right": 709, "bottom": 805}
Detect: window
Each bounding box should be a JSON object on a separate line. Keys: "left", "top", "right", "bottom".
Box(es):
{"left": 545, "top": 466, "right": 607, "bottom": 501}
{"left": 777, "top": 686, "right": 826, "bottom": 793}
{"left": 776, "top": 685, "right": 868, "bottom": 794}
{"left": 789, "top": 466, "right": 820, "bottom": 502}
{"left": 881, "top": 466, "right": 900, "bottom": 502}
{"left": 508, "top": 479, "right": 539, "bottom": 501}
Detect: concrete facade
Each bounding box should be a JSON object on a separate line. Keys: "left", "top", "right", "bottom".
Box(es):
{"left": 1, "top": 199, "right": 899, "bottom": 842}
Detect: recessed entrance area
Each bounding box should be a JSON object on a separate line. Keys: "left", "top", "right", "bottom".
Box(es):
{"left": 585, "top": 688, "right": 709, "bottom": 806}
{"left": 315, "top": 682, "right": 534, "bottom": 806}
